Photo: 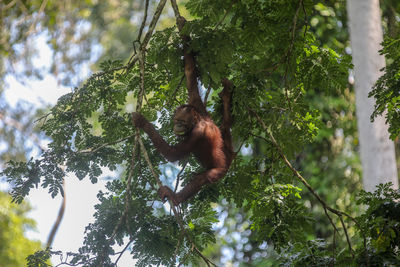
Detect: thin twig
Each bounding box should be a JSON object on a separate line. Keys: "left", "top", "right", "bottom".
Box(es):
{"left": 140, "top": 0, "right": 167, "bottom": 52}
{"left": 126, "top": 0, "right": 167, "bottom": 71}
{"left": 173, "top": 231, "right": 185, "bottom": 263}
{"left": 323, "top": 207, "right": 339, "bottom": 234}
{"left": 213, "top": 1, "right": 234, "bottom": 30}
{"left": 137, "top": 52, "right": 146, "bottom": 111}
{"left": 87, "top": 65, "right": 127, "bottom": 84}
{"left": 34, "top": 112, "right": 52, "bottom": 123}
{"left": 339, "top": 215, "right": 355, "bottom": 258}
{"left": 283, "top": 0, "right": 303, "bottom": 110}
{"left": 174, "top": 161, "right": 188, "bottom": 193}
{"left": 203, "top": 84, "right": 212, "bottom": 106}
{"left": 137, "top": 0, "right": 150, "bottom": 42}
{"left": 16, "top": 0, "right": 28, "bottom": 13}
{"left": 253, "top": 63, "right": 281, "bottom": 75}
{"left": 4, "top": 0, "right": 17, "bottom": 10}
{"left": 323, "top": 207, "right": 338, "bottom": 263}
{"left": 138, "top": 138, "right": 163, "bottom": 188}
{"left": 114, "top": 239, "right": 133, "bottom": 265}
{"left": 287, "top": 0, "right": 302, "bottom": 69}
{"left": 46, "top": 175, "right": 66, "bottom": 248}
{"left": 78, "top": 134, "right": 135, "bottom": 154}
{"left": 170, "top": 0, "right": 181, "bottom": 19}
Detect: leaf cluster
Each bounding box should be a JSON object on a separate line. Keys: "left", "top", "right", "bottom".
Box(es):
{"left": 2, "top": 0, "right": 359, "bottom": 265}
{"left": 355, "top": 183, "right": 400, "bottom": 265}
{"left": 370, "top": 37, "right": 400, "bottom": 139}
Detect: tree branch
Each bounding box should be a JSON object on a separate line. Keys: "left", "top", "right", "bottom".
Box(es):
{"left": 137, "top": 0, "right": 150, "bottom": 43}
{"left": 282, "top": 0, "right": 303, "bottom": 110}
{"left": 213, "top": 1, "right": 234, "bottom": 30}
{"left": 174, "top": 161, "right": 188, "bottom": 193}
{"left": 250, "top": 109, "right": 358, "bottom": 258}
{"left": 126, "top": 0, "right": 167, "bottom": 71}
{"left": 77, "top": 134, "right": 135, "bottom": 154}
{"left": 46, "top": 173, "right": 66, "bottom": 248}
{"left": 170, "top": 0, "right": 207, "bottom": 116}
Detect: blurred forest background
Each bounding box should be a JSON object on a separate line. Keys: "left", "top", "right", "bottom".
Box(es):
{"left": 0, "top": 0, "right": 399, "bottom": 266}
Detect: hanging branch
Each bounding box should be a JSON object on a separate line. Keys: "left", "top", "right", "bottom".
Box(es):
{"left": 137, "top": 0, "right": 150, "bottom": 43}
{"left": 339, "top": 215, "right": 354, "bottom": 257}
{"left": 174, "top": 161, "right": 188, "bottom": 193}
{"left": 282, "top": 0, "right": 303, "bottom": 110}
{"left": 125, "top": 1, "right": 218, "bottom": 265}
{"left": 131, "top": 16, "right": 215, "bottom": 265}
{"left": 170, "top": 0, "right": 180, "bottom": 19}
{"left": 203, "top": 83, "right": 212, "bottom": 106}
{"left": 114, "top": 239, "right": 134, "bottom": 266}
{"left": 126, "top": 0, "right": 168, "bottom": 71}
{"left": 98, "top": 2, "right": 169, "bottom": 263}
{"left": 46, "top": 174, "right": 66, "bottom": 248}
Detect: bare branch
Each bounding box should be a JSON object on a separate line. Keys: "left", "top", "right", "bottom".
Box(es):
{"left": 283, "top": 0, "right": 303, "bottom": 110}
{"left": 78, "top": 134, "right": 135, "bottom": 154}
{"left": 140, "top": 0, "right": 167, "bottom": 51}
{"left": 4, "top": 0, "right": 17, "bottom": 11}
{"left": 203, "top": 84, "right": 212, "bottom": 106}
{"left": 46, "top": 174, "right": 66, "bottom": 248}
{"left": 174, "top": 161, "right": 188, "bottom": 193}
{"left": 126, "top": 0, "right": 168, "bottom": 71}
{"left": 339, "top": 215, "right": 355, "bottom": 258}
{"left": 170, "top": 0, "right": 181, "bottom": 19}
{"left": 137, "top": 0, "right": 150, "bottom": 42}
{"left": 114, "top": 239, "right": 133, "bottom": 265}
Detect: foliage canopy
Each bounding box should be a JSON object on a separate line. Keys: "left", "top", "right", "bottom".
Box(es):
{"left": 2, "top": 0, "right": 400, "bottom": 266}
{"left": 0, "top": 191, "right": 42, "bottom": 267}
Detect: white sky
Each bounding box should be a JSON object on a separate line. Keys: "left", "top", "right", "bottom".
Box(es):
{"left": 4, "top": 36, "right": 135, "bottom": 266}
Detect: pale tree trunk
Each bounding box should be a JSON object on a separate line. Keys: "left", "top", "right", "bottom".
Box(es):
{"left": 347, "top": 0, "right": 398, "bottom": 191}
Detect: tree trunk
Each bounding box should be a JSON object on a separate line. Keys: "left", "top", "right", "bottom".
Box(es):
{"left": 347, "top": 0, "right": 399, "bottom": 191}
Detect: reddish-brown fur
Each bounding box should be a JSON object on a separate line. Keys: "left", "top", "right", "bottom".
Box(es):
{"left": 133, "top": 16, "right": 233, "bottom": 205}
{"left": 132, "top": 104, "right": 228, "bottom": 205}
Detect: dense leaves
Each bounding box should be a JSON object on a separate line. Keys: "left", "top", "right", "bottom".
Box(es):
{"left": 2, "top": 0, "right": 399, "bottom": 266}
{"left": 355, "top": 183, "right": 400, "bottom": 265}
{"left": 370, "top": 37, "right": 400, "bottom": 139}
